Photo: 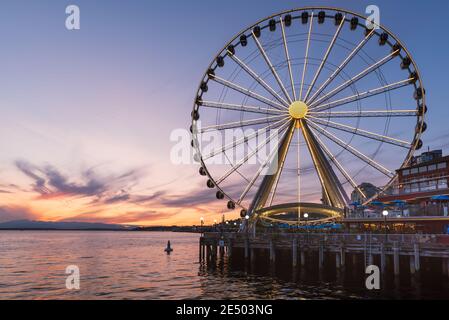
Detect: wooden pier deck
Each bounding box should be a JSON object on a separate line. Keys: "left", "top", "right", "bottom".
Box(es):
{"left": 200, "top": 232, "right": 449, "bottom": 277}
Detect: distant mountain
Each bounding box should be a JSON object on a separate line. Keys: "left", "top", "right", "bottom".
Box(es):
{"left": 0, "top": 220, "right": 136, "bottom": 230}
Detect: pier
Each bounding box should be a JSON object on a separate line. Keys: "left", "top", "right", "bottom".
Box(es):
{"left": 200, "top": 232, "right": 449, "bottom": 278}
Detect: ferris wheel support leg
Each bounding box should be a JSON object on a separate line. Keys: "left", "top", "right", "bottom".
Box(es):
{"left": 300, "top": 120, "right": 349, "bottom": 208}
{"left": 247, "top": 121, "right": 296, "bottom": 217}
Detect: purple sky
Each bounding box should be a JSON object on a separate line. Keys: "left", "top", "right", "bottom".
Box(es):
{"left": 0, "top": 0, "right": 447, "bottom": 225}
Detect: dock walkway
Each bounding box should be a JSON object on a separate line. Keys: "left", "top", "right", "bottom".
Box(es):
{"left": 200, "top": 232, "right": 449, "bottom": 276}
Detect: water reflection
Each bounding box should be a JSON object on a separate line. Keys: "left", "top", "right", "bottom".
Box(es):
{"left": 0, "top": 231, "right": 448, "bottom": 299}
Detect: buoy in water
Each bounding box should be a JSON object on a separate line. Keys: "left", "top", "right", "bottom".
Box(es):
{"left": 164, "top": 240, "right": 173, "bottom": 254}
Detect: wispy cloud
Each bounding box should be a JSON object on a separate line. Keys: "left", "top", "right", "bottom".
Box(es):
{"left": 99, "top": 190, "right": 167, "bottom": 206}
{"left": 15, "top": 160, "right": 145, "bottom": 202}
{"left": 159, "top": 188, "right": 215, "bottom": 207}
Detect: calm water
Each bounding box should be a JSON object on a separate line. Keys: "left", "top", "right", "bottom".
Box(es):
{"left": 0, "top": 231, "right": 447, "bottom": 300}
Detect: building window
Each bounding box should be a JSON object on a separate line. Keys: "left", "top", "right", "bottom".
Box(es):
{"left": 438, "top": 179, "right": 448, "bottom": 189}
{"left": 419, "top": 181, "right": 429, "bottom": 191}
{"left": 428, "top": 164, "right": 437, "bottom": 171}
{"left": 411, "top": 168, "right": 419, "bottom": 174}
{"left": 419, "top": 166, "right": 427, "bottom": 173}
{"left": 411, "top": 183, "right": 419, "bottom": 192}
{"left": 403, "top": 169, "right": 410, "bottom": 176}
{"left": 437, "top": 162, "right": 447, "bottom": 170}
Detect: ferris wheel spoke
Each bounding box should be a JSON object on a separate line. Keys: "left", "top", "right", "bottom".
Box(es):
{"left": 202, "top": 118, "right": 288, "bottom": 161}
{"left": 236, "top": 131, "right": 285, "bottom": 204}
{"left": 313, "top": 132, "right": 367, "bottom": 200}
{"left": 307, "top": 120, "right": 395, "bottom": 178}
{"left": 215, "top": 120, "right": 291, "bottom": 185}
{"left": 303, "top": 15, "right": 345, "bottom": 102}
{"left": 267, "top": 124, "right": 297, "bottom": 207}
{"left": 209, "top": 74, "right": 286, "bottom": 110}
{"left": 310, "top": 49, "right": 401, "bottom": 108}
{"left": 200, "top": 114, "right": 287, "bottom": 133}
{"left": 307, "top": 29, "right": 375, "bottom": 105}
{"left": 307, "top": 116, "right": 411, "bottom": 148}
{"left": 300, "top": 120, "right": 349, "bottom": 207}
{"left": 252, "top": 31, "right": 293, "bottom": 104}
{"left": 267, "top": 163, "right": 281, "bottom": 206}
{"left": 299, "top": 12, "right": 314, "bottom": 100}
{"left": 280, "top": 16, "right": 296, "bottom": 101}
{"left": 247, "top": 121, "right": 296, "bottom": 213}
{"left": 228, "top": 52, "right": 290, "bottom": 107}
{"left": 310, "top": 78, "right": 414, "bottom": 113}
{"left": 308, "top": 109, "right": 418, "bottom": 118}
{"left": 198, "top": 100, "right": 286, "bottom": 115}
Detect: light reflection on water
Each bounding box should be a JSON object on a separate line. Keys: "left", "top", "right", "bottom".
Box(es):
{"left": 0, "top": 231, "right": 447, "bottom": 300}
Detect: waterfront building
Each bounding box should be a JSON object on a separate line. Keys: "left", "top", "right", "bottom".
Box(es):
{"left": 378, "top": 149, "right": 449, "bottom": 207}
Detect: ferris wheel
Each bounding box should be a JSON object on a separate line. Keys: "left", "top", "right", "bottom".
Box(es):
{"left": 190, "top": 7, "right": 426, "bottom": 225}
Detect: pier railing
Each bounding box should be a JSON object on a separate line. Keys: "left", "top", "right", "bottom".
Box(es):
{"left": 202, "top": 232, "right": 449, "bottom": 246}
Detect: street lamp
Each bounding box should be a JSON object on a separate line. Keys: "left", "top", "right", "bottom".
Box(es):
{"left": 244, "top": 214, "right": 250, "bottom": 234}
{"left": 303, "top": 213, "right": 309, "bottom": 240}
{"left": 382, "top": 210, "right": 389, "bottom": 234}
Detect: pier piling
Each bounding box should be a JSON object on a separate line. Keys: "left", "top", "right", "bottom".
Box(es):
{"left": 393, "top": 242, "right": 400, "bottom": 276}
{"left": 206, "top": 244, "right": 210, "bottom": 261}
{"left": 445, "top": 258, "right": 449, "bottom": 278}
{"left": 213, "top": 242, "right": 218, "bottom": 261}
{"left": 414, "top": 243, "right": 420, "bottom": 272}
{"left": 443, "top": 258, "right": 448, "bottom": 277}
{"left": 300, "top": 247, "right": 306, "bottom": 267}
{"left": 200, "top": 232, "right": 449, "bottom": 282}
{"left": 340, "top": 246, "right": 345, "bottom": 268}
{"left": 380, "top": 243, "right": 386, "bottom": 273}
{"left": 269, "top": 239, "right": 276, "bottom": 263}
{"left": 410, "top": 255, "right": 416, "bottom": 274}
{"left": 318, "top": 244, "right": 324, "bottom": 269}
{"left": 352, "top": 253, "right": 357, "bottom": 267}
{"left": 244, "top": 239, "right": 249, "bottom": 260}
{"left": 292, "top": 238, "right": 298, "bottom": 267}
{"left": 336, "top": 252, "right": 341, "bottom": 269}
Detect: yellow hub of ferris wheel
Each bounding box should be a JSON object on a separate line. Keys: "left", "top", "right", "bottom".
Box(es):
{"left": 288, "top": 100, "right": 309, "bottom": 119}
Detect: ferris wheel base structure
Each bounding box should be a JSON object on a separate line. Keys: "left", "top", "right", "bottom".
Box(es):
{"left": 256, "top": 202, "right": 344, "bottom": 225}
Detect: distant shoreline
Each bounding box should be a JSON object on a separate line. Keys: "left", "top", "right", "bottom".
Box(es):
{"left": 0, "top": 228, "right": 201, "bottom": 232}
{"left": 0, "top": 220, "right": 218, "bottom": 232}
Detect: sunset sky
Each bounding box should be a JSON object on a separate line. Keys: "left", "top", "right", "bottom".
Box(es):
{"left": 0, "top": 0, "right": 448, "bottom": 226}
